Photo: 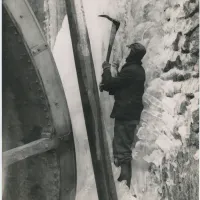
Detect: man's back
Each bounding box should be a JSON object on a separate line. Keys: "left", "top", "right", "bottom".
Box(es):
{"left": 111, "top": 61, "right": 145, "bottom": 120}
{"left": 101, "top": 60, "right": 145, "bottom": 120}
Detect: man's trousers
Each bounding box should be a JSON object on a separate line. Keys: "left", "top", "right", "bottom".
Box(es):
{"left": 113, "top": 119, "right": 138, "bottom": 165}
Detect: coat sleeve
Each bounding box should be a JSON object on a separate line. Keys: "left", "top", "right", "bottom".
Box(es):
{"left": 101, "top": 67, "right": 134, "bottom": 93}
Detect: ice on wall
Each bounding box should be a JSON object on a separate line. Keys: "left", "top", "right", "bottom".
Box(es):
{"left": 51, "top": 0, "right": 199, "bottom": 199}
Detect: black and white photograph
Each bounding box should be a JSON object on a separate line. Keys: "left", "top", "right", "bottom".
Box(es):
{"left": 1, "top": 0, "right": 199, "bottom": 199}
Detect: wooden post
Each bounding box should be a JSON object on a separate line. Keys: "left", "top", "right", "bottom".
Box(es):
{"left": 65, "top": 0, "right": 118, "bottom": 200}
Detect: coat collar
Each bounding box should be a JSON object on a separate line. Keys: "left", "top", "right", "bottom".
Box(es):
{"left": 121, "top": 60, "right": 142, "bottom": 70}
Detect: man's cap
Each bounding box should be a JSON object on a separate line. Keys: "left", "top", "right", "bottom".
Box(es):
{"left": 127, "top": 43, "right": 146, "bottom": 55}
{"left": 126, "top": 43, "right": 146, "bottom": 61}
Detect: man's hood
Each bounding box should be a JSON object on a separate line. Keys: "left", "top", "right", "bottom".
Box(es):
{"left": 126, "top": 43, "right": 146, "bottom": 64}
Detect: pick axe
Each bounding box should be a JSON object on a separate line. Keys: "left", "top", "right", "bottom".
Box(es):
{"left": 99, "top": 15, "right": 120, "bottom": 92}
{"left": 99, "top": 15, "right": 120, "bottom": 62}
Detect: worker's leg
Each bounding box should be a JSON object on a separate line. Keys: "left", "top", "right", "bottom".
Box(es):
{"left": 113, "top": 119, "right": 137, "bottom": 166}
{"left": 113, "top": 119, "right": 125, "bottom": 166}
{"left": 113, "top": 119, "right": 137, "bottom": 187}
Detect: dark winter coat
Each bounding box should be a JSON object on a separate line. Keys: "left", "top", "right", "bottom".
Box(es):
{"left": 101, "top": 60, "right": 145, "bottom": 120}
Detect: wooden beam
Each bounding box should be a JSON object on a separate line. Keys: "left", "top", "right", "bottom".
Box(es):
{"left": 3, "top": 138, "right": 59, "bottom": 168}
{"left": 65, "top": 1, "right": 118, "bottom": 200}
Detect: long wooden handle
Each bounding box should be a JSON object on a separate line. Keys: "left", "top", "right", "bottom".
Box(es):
{"left": 106, "top": 23, "right": 118, "bottom": 62}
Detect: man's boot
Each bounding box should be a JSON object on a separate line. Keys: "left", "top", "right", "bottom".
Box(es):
{"left": 117, "top": 161, "right": 132, "bottom": 188}
{"left": 114, "top": 158, "right": 120, "bottom": 167}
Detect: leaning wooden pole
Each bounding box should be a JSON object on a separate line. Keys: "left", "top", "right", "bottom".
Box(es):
{"left": 65, "top": 0, "right": 118, "bottom": 199}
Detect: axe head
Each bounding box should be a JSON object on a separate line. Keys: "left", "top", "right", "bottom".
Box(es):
{"left": 99, "top": 15, "right": 120, "bottom": 31}
{"left": 99, "top": 14, "right": 120, "bottom": 62}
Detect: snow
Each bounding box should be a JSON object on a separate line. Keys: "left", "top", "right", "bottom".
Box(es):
{"left": 143, "top": 149, "right": 164, "bottom": 167}
{"left": 193, "top": 150, "right": 199, "bottom": 160}
{"left": 178, "top": 126, "right": 190, "bottom": 141}
{"left": 193, "top": 150, "right": 199, "bottom": 161}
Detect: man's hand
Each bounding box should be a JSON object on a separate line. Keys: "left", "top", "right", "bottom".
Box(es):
{"left": 100, "top": 61, "right": 111, "bottom": 92}
{"left": 102, "top": 61, "right": 111, "bottom": 70}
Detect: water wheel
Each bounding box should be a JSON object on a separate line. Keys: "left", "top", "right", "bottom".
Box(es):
{"left": 2, "top": 1, "right": 76, "bottom": 199}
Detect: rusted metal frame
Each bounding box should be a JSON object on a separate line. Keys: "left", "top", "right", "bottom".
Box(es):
{"left": 65, "top": 0, "right": 118, "bottom": 199}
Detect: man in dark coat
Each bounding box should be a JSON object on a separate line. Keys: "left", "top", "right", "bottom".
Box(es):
{"left": 100, "top": 43, "right": 146, "bottom": 188}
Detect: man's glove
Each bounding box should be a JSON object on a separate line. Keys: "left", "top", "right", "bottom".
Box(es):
{"left": 99, "top": 61, "right": 111, "bottom": 92}
{"left": 102, "top": 61, "right": 111, "bottom": 70}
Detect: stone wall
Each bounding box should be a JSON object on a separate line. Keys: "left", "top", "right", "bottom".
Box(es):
{"left": 127, "top": 0, "right": 199, "bottom": 199}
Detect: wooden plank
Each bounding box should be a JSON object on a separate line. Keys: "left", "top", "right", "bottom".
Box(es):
{"left": 3, "top": 138, "right": 59, "bottom": 168}
{"left": 64, "top": 0, "right": 118, "bottom": 200}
